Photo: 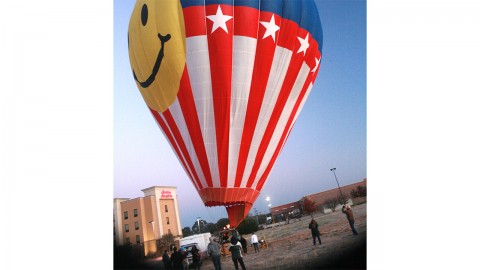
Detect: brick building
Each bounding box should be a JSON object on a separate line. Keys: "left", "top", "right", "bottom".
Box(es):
{"left": 302, "top": 179, "right": 367, "bottom": 209}
{"left": 269, "top": 201, "right": 302, "bottom": 222}
{"left": 268, "top": 179, "right": 367, "bottom": 218}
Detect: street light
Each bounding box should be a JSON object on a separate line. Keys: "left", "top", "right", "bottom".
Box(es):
{"left": 266, "top": 197, "right": 272, "bottom": 209}
{"left": 330, "top": 168, "right": 346, "bottom": 204}
{"left": 266, "top": 196, "right": 274, "bottom": 223}
{"left": 197, "top": 217, "right": 201, "bottom": 234}
{"left": 265, "top": 196, "right": 271, "bottom": 210}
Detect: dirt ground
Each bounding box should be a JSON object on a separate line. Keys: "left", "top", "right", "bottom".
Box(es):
{"left": 200, "top": 203, "right": 366, "bottom": 270}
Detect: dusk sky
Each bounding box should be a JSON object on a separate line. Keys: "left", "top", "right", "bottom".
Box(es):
{"left": 114, "top": 0, "right": 366, "bottom": 228}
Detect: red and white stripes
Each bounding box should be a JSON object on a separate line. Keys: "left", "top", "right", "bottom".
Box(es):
{"left": 150, "top": 4, "right": 322, "bottom": 207}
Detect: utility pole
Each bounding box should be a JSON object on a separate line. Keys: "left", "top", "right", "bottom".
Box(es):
{"left": 197, "top": 217, "right": 201, "bottom": 234}
{"left": 330, "top": 168, "right": 346, "bottom": 204}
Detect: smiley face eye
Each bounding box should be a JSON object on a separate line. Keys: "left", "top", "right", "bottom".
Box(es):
{"left": 141, "top": 4, "right": 148, "bottom": 26}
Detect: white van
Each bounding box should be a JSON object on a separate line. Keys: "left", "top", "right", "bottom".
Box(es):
{"left": 179, "top": 233, "right": 211, "bottom": 266}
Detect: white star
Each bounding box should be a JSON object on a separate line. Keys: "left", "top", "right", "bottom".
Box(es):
{"left": 297, "top": 33, "right": 310, "bottom": 56}
{"left": 260, "top": 15, "right": 280, "bottom": 42}
{"left": 311, "top": 57, "right": 319, "bottom": 73}
{"left": 206, "top": 6, "right": 233, "bottom": 34}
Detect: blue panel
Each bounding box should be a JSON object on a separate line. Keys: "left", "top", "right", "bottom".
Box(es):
{"left": 180, "top": 0, "right": 204, "bottom": 8}
{"left": 299, "top": 0, "right": 323, "bottom": 50}
{"left": 205, "top": 0, "right": 234, "bottom": 6}
{"left": 260, "top": 0, "right": 322, "bottom": 49}
{"left": 234, "top": 0, "right": 259, "bottom": 9}
{"left": 260, "top": 0, "right": 283, "bottom": 16}
{"left": 282, "top": 0, "right": 302, "bottom": 25}
{"left": 179, "top": 0, "right": 322, "bottom": 51}
{"left": 181, "top": 0, "right": 259, "bottom": 9}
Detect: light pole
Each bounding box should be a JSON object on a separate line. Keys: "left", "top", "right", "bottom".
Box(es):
{"left": 330, "top": 168, "right": 346, "bottom": 204}
{"left": 254, "top": 208, "right": 259, "bottom": 225}
{"left": 197, "top": 217, "right": 201, "bottom": 234}
{"left": 266, "top": 196, "right": 274, "bottom": 223}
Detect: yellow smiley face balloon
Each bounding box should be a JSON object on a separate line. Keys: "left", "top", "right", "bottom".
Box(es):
{"left": 128, "top": 0, "right": 186, "bottom": 112}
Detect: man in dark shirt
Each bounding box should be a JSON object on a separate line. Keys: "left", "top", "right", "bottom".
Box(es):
{"left": 162, "top": 249, "right": 172, "bottom": 269}
{"left": 239, "top": 235, "right": 248, "bottom": 254}
{"left": 170, "top": 246, "right": 184, "bottom": 270}
{"left": 229, "top": 237, "right": 246, "bottom": 270}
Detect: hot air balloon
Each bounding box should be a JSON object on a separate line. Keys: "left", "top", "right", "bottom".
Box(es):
{"left": 128, "top": 0, "right": 323, "bottom": 227}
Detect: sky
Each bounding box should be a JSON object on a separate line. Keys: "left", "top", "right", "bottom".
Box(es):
{"left": 4, "top": 1, "right": 480, "bottom": 269}
{"left": 114, "top": 0, "right": 366, "bottom": 228}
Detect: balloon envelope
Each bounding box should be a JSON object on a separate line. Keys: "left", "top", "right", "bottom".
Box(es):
{"left": 128, "top": 0, "right": 323, "bottom": 227}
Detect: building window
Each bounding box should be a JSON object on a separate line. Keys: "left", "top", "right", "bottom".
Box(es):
{"left": 166, "top": 217, "right": 170, "bottom": 225}
{"left": 134, "top": 209, "right": 138, "bottom": 217}
{"left": 125, "top": 224, "right": 129, "bottom": 233}
{"left": 124, "top": 211, "right": 128, "bottom": 220}
{"left": 165, "top": 205, "right": 168, "bottom": 212}
{"left": 136, "top": 235, "right": 140, "bottom": 244}
{"left": 125, "top": 237, "right": 130, "bottom": 245}
{"left": 135, "top": 221, "right": 139, "bottom": 230}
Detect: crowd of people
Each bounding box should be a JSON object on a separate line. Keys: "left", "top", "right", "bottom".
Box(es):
{"left": 161, "top": 203, "right": 359, "bottom": 269}
{"left": 207, "top": 233, "right": 251, "bottom": 270}
{"left": 161, "top": 245, "right": 201, "bottom": 270}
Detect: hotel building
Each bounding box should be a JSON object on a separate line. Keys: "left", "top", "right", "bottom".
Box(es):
{"left": 114, "top": 186, "right": 182, "bottom": 255}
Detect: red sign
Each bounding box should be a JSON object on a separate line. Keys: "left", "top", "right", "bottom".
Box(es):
{"left": 161, "top": 190, "right": 173, "bottom": 198}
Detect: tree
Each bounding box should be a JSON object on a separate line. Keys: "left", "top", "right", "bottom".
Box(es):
{"left": 159, "top": 232, "right": 175, "bottom": 247}
{"left": 192, "top": 219, "right": 208, "bottom": 234}
{"left": 205, "top": 222, "right": 217, "bottom": 234}
{"left": 236, "top": 217, "right": 258, "bottom": 235}
{"left": 351, "top": 186, "right": 367, "bottom": 198}
{"left": 216, "top": 218, "right": 230, "bottom": 230}
{"left": 182, "top": 226, "right": 192, "bottom": 237}
{"left": 256, "top": 214, "right": 267, "bottom": 225}
{"left": 317, "top": 205, "right": 325, "bottom": 215}
{"left": 302, "top": 197, "right": 317, "bottom": 217}
{"left": 323, "top": 196, "right": 341, "bottom": 212}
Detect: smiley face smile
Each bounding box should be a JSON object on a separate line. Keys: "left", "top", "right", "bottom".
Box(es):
{"left": 128, "top": 1, "right": 186, "bottom": 113}
{"left": 133, "top": 33, "right": 171, "bottom": 88}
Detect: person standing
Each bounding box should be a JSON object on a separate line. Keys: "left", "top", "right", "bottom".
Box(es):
{"left": 308, "top": 219, "right": 322, "bottom": 245}
{"left": 180, "top": 247, "right": 189, "bottom": 270}
{"left": 342, "top": 205, "right": 359, "bottom": 235}
{"left": 171, "top": 247, "right": 184, "bottom": 270}
{"left": 191, "top": 245, "right": 201, "bottom": 270}
{"left": 207, "top": 237, "right": 222, "bottom": 270}
{"left": 229, "top": 237, "right": 247, "bottom": 270}
{"left": 239, "top": 235, "right": 248, "bottom": 254}
{"left": 162, "top": 249, "right": 172, "bottom": 270}
{"left": 251, "top": 232, "right": 259, "bottom": 253}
